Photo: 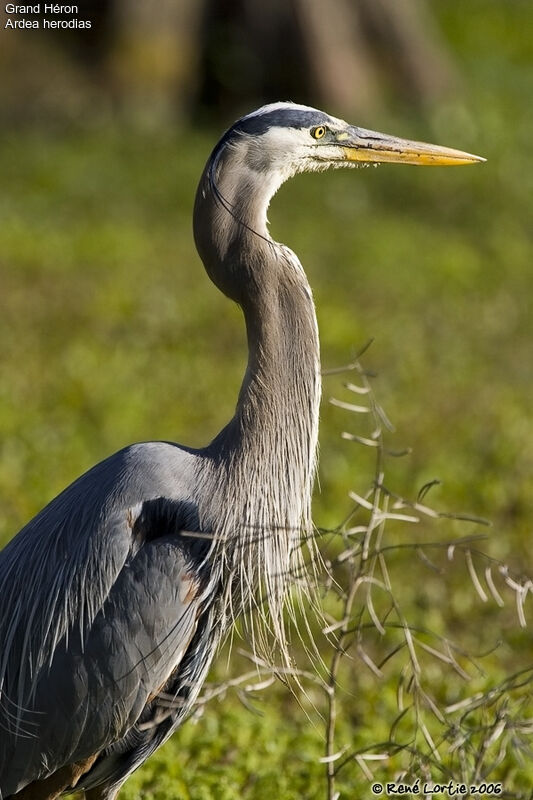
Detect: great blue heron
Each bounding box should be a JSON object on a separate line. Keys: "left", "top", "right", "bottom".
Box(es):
{"left": 0, "top": 102, "right": 483, "bottom": 799}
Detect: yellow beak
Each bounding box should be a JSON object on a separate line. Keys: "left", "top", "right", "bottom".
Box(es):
{"left": 339, "top": 126, "right": 485, "bottom": 166}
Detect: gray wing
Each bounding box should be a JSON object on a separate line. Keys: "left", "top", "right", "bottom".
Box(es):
{"left": 78, "top": 591, "right": 220, "bottom": 796}
{"left": 0, "top": 442, "right": 213, "bottom": 797}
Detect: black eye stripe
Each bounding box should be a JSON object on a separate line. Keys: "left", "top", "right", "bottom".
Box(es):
{"left": 234, "top": 110, "right": 330, "bottom": 137}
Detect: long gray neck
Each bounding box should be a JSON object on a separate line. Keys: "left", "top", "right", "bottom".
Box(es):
{"left": 225, "top": 241, "right": 321, "bottom": 503}
{"left": 194, "top": 154, "right": 321, "bottom": 553}
{"left": 193, "top": 148, "right": 321, "bottom": 656}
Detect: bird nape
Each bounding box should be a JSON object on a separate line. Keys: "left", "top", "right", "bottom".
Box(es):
{"left": 0, "top": 102, "right": 484, "bottom": 800}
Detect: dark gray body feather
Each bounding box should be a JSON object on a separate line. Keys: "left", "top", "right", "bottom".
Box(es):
{"left": 0, "top": 443, "right": 219, "bottom": 796}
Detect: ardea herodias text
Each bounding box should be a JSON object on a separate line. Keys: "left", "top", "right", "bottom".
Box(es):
{"left": 0, "top": 102, "right": 483, "bottom": 799}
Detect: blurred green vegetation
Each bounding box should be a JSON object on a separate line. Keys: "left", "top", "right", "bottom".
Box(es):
{"left": 0, "top": 1, "right": 532, "bottom": 797}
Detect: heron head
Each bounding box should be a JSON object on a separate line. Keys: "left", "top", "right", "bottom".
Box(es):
{"left": 214, "top": 101, "right": 485, "bottom": 182}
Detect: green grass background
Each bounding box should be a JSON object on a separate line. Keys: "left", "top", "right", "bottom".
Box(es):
{"left": 1, "top": 1, "right": 532, "bottom": 796}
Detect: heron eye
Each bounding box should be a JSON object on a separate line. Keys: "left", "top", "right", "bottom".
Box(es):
{"left": 311, "top": 125, "right": 327, "bottom": 140}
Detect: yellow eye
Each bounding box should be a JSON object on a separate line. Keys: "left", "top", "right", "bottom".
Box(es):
{"left": 311, "top": 125, "right": 327, "bottom": 140}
